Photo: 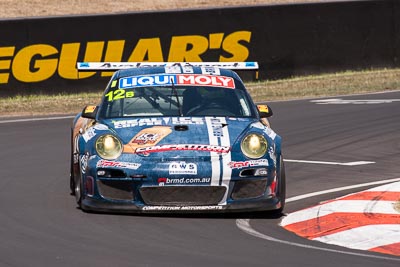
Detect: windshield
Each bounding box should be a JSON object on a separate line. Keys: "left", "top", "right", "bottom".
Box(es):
{"left": 99, "top": 75, "right": 255, "bottom": 119}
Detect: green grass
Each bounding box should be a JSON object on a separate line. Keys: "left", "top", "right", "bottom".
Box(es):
{"left": 0, "top": 93, "right": 102, "bottom": 117}
{"left": 248, "top": 68, "right": 400, "bottom": 102}
{"left": 1, "top": 68, "right": 400, "bottom": 117}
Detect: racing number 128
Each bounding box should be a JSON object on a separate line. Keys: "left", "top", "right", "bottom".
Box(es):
{"left": 105, "top": 89, "right": 134, "bottom": 101}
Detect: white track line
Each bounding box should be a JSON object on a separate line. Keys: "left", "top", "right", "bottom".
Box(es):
{"left": 0, "top": 115, "right": 75, "bottom": 124}
{"left": 286, "top": 178, "right": 400, "bottom": 203}
{"left": 310, "top": 98, "right": 400, "bottom": 105}
{"left": 262, "top": 89, "right": 400, "bottom": 103}
{"left": 284, "top": 159, "right": 375, "bottom": 166}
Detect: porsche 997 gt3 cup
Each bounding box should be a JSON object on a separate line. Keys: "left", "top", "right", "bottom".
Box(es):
{"left": 70, "top": 62, "right": 285, "bottom": 213}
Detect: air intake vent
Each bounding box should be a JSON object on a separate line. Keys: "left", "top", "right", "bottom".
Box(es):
{"left": 174, "top": 125, "right": 188, "bottom": 131}
{"left": 231, "top": 179, "right": 267, "bottom": 200}
{"left": 140, "top": 186, "right": 226, "bottom": 206}
{"left": 97, "top": 180, "right": 134, "bottom": 200}
{"left": 97, "top": 168, "right": 126, "bottom": 178}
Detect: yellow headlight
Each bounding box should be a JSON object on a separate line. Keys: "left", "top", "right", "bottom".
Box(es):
{"left": 95, "top": 134, "right": 122, "bottom": 160}
{"left": 241, "top": 133, "right": 268, "bottom": 159}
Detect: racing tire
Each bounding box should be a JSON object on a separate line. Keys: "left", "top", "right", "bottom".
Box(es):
{"left": 70, "top": 158, "right": 75, "bottom": 195}
{"left": 74, "top": 172, "right": 83, "bottom": 208}
{"left": 275, "top": 156, "right": 286, "bottom": 214}
{"left": 70, "top": 128, "right": 75, "bottom": 195}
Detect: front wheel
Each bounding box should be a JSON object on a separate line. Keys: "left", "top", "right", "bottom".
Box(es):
{"left": 276, "top": 156, "right": 286, "bottom": 214}
{"left": 70, "top": 154, "right": 76, "bottom": 195}
{"left": 74, "top": 172, "right": 83, "bottom": 208}
{"left": 70, "top": 128, "right": 75, "bottom": 195}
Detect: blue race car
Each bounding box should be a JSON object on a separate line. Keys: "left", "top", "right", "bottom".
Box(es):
{"left": 70, "top": 62, "right": 285, "bottom": 213}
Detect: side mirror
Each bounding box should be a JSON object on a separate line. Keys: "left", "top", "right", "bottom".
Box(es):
{"left": 257, "top": 104, "right": 273, "bottom": 118}
{"left": 81, "top": 105, "right": 98, "bottom": 120}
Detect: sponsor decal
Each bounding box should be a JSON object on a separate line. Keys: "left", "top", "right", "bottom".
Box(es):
{"left": 210, "top": 118, "right": 224, "bottom": 137}
{"left": 114, "top": 118, "right": 163, "bottom": 128}
{"left": 119, "top": 74, "right": 235, "bottom": 89}
{"left": 83, "top": 61, "right": 255, "bottom": 70}
{"left": 82, "top": 123, "right": 109, "bottom": 143}
{"left": 164, "top": 64, "right": 182, "bottom": 74}
{"left": 93, "top": 124, "right": 109, "bottom": 131}
{"left": 201, "top": 66, "right": 220, "bottom": 75}
{"left": 82, "top": 127, "right": 96, "bottom": 142}
{"left": 96, "top": 159, "right": 141, "bottom": 170}
{"left": 123, "top": 126, "right": 172, "bottom": 153}
{"left": 0, "top": 31, "right": 251, "bottom": 85}
{"left": 269, "top": 144, "right": 277, "bottom": 166}
{"left": 73, "top": 153, "right": 79, "bottom": 164}
{"left": 114, "top": 117, "right": 204, "bottom": 128}
{"left": 264, "top": 127, "right": 277, "bottom": 140}
{"left": 168, "top": 117, "right": 204, "bottom": 125}
{"left": 227, "top": 117, "right": 248, "bottom": 121}
{"left": 168, "top": 162, "right": 197, "bottom": 175}
{"left": 251, "top": 122, "right": 265, "bottom": 130}
{"left": 157, "top": 177, "right": 211, "bottom": 186}
{"left": 132, "top": 132, "right": 161, "bottom": 145}
{"left": 255, "top": 168, "right": 268, "bottom": 176}
{"left": 157, "top": 178, "right": 167, "bottom": 185}
{"left": 142, "top": 205, "right": 223, "bottom": 211}
{"left": 80, "top": 153, "right": 89, "bottom": 174}
{"left": 164, "top": 64, "right": 194, "bottom": 74}
{"left": 135, "top": 144, "right": 230, "bottom": 154}
{"left": 250, "top": 122, "right": 277, "bottom": 140}
{"left": 104, "top": 88, "right": 134, "bottom": 102}
{"left": 205, "top": 116, "right": 232, "bottom": 191}
{"left": 228, "top": 159, "right": 269, "bottom": 169}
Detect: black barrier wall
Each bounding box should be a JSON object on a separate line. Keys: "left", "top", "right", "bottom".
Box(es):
{"left": 0, "top": 0, "right": 399, "bottom": 95}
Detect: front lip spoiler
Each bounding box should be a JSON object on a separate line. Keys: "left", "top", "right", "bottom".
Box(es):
{"left": 80, "top": 196, "right": 282, "bottom": 214}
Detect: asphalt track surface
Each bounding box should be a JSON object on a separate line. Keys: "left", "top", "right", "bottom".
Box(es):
{"left": 1, "top": 91, "right": 399, "bottom": 267}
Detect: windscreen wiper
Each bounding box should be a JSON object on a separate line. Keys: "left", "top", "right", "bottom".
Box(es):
{"left": 170, "top": 78, "right": 183, "bottom": 116}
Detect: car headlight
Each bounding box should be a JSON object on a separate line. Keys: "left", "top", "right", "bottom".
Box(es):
{"left": 241, "top": 133, "right": 268, "bottom": 159}
{"left": 95, "top": 134, "right": 122, "bottom": 160}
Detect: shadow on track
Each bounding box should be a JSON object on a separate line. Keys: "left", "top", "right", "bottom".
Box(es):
{"left": 76, "top": 206, "right": 285, "bottom": 220}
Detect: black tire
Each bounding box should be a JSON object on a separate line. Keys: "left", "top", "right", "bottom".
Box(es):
{"left": 276, "top": 156, "right": 286, "bottom": 214}
{"left": 70, "top": 128, "right": 75, "bottom": 195}
{"left": 70, "top": 171, "right": 75, "bottom": 195}
{"left": 74, "top": 172, "right": 83, "bottom": 208}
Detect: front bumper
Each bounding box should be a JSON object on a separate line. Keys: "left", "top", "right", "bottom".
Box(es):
{"left": 81, "top": 194, "right": 282, "bottom": 214}
{"left": 79, "top": 155, "right": 283, "bottom": 213}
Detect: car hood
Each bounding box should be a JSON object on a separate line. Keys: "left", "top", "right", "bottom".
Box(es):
{"left": 99, "top": 116, "right": 259, "bottom": 158}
